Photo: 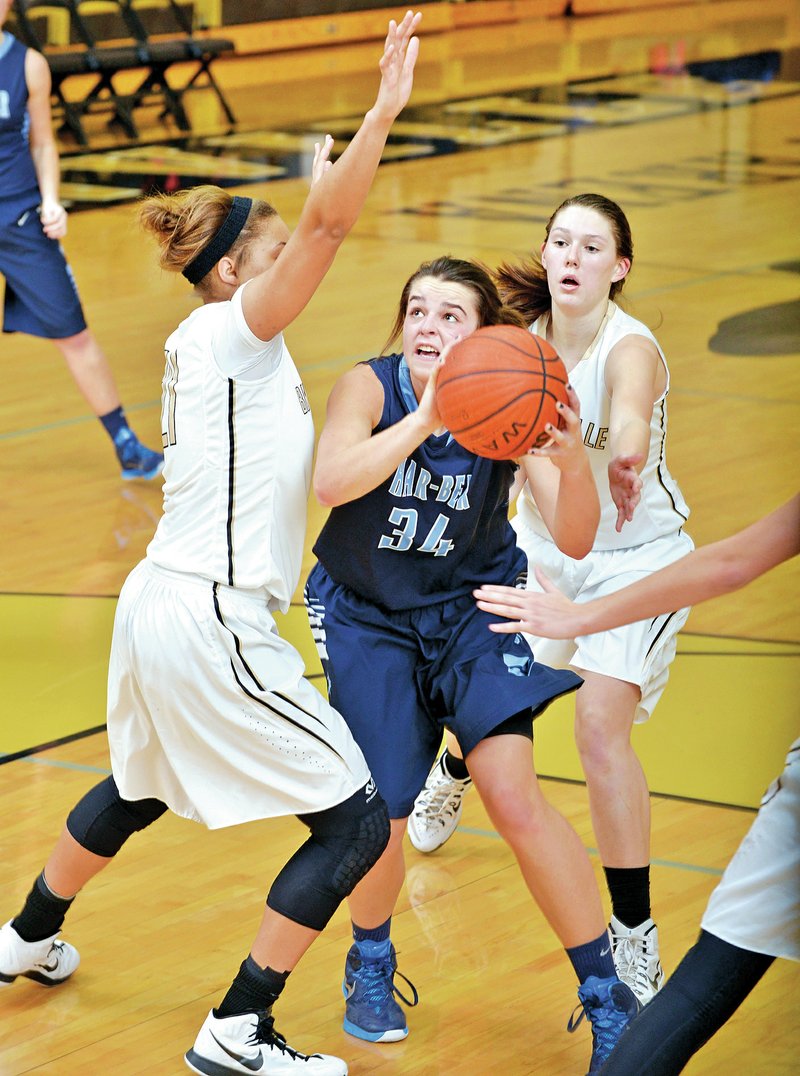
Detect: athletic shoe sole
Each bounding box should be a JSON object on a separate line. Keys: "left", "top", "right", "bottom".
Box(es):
{"left": 342, "top": 1016, "right": 408, "bottom": 1043}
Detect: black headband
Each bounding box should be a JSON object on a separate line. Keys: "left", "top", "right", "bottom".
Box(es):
{"left": 182, "top": 195, "right": 253, "bottom": 285}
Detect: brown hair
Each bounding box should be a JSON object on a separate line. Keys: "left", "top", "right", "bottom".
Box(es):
{"left": 383, "top": 256, "right": 527, "bottom": 353}
{"left": 496, "top": 193, "right": 634, "bottom": 323}
{"left": 138, "top": 185, "right": 277, "bottom": 295}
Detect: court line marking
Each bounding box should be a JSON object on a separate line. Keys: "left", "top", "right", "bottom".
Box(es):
{"left": 6, "top": 755, "right": 731, "bottom": 877}
{"left": 0, "top": 593, "right": 796, "bottom": 649}
{"left": 15, "top": 757, "right": 112, "bottom": 775}
{"left": 455, "top": 825, "right": 727, "bottom": 875}
{"left": 0, "top": 352, "right": 374, "bottom": 442}
{"left": 4, "top": 238, "right": 799, "bottom": 445}
{"left": 0, "top": 399, "right": 161, "bottom": 442}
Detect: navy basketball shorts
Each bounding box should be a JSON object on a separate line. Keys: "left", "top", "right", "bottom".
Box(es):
{"left": 1, "top": 202, "right": 87, "bottom": 338}
{"left": 305, "top": 562, "right": 582, "bottom": 819}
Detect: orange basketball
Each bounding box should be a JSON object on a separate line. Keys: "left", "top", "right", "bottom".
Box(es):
{"left": 435, "top": 326, "right": 569, "bottom": 459}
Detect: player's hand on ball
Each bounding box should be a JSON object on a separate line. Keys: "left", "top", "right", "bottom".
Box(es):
{"left": 528, "top": 384, "right": 584, "bottom": 472}
{"left": 416, "top": 354, "right": 446, "bottom": 437}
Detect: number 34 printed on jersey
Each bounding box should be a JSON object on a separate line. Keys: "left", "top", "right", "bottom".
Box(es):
{"left": 378, "top": 459, "right": 473, "bottom": 556}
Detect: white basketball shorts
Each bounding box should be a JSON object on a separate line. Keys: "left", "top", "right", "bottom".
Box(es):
{"left": 702, "top": 739, "right": 799, "bottom": 960}
{"left": 512, "top": 522, "right": 694, "bottom": 723}
{"left": 107, "top": 560, "right": 370, "bottom": 829}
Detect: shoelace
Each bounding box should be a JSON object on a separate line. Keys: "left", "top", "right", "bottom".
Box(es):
{"left": 610, "top": 934, "right": 638, "bottom": 982}
{"left": 610, "top": 931, "right": 657, "bottom": 993}
{"left": 359, "top": 956, "right": 419, "bottom": 1009}
{"left": 248, "top": 1014, "right": 319, "bottom": 1062}
{"left": 417, "top": 775, "right": 471, "bottom": 821}
{"left": 567, "top": 990, "right": 633, "bottom": 1065}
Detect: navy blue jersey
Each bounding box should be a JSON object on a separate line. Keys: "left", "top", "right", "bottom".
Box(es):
{"left": 0, "top": 33, "right": 39, "bottom": 212}
{"left": 313, "top": 354, "right": 525, "bottom": 610}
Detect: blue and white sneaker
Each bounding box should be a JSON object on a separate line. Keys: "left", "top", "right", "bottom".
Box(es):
{"left": 567, "top": 974, "right": 640, "bottom": 1074}
{"left": 113, "top": 427, "right": 164, "bottom": 481}
{"left": 342, "top": 940, "right": 418, "bottom": 1042}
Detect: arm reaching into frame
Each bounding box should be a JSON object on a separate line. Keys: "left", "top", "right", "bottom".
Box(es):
{"left": 474, "top": 493, "right": 800, "bottom": 637}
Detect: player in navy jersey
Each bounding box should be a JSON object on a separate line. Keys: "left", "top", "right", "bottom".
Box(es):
{"left": 0, "top": 1, "right": 161, "bottom": 478}
{"left": 409, "top": 194, "right": 693, "bottom": 1007}
{"left": 0, "top": 14, "right": 422, "bottom": 1074}
{"left": 304, "top": 256, "right": 640, "bottom": 1072}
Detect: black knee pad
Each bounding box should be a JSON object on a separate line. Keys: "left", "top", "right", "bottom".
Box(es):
{"left": 266, "top": 782, "right": 390, "bottom": 931}
{"left": 66, "top": 775, "right": 167, "bottom": 857}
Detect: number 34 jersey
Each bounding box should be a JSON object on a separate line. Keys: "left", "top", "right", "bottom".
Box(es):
{"left": 312, "top": 353, "right": 524, "bottom": 611}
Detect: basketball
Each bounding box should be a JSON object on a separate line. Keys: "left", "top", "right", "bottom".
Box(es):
{"left": 435, "top": 326, "right": 569, "bottom": 459}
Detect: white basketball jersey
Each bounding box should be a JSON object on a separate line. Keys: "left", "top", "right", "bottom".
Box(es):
{"left": 517, "top": 302, "right": 690, "bottom": 549}
{"left": 147, "top": 284, "right": 315, "bottom": 609}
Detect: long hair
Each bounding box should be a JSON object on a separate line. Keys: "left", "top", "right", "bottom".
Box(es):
{"left": 383, "top": 255, "right": 527, "bottom": 353}
{"left": 138, "top": 185, "right": 277, "bottom": 295}
{"left": 496, "top": 193, "right": 634, "bottom": 323}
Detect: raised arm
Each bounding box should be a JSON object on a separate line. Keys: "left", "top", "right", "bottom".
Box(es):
{"left": 24, "top": 48, "right": 67, "bottom": 241}
{"left": 475, "top": 494, "right": 800, "bottom": 637}
{"left": 241, "top": 11, "right": 421, "bottom": 341}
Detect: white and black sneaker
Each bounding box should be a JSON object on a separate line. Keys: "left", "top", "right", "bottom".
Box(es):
{"left": 609, "top": 915, "right": 665, "bottom": 1005}
{"left": 0, "top": 919, "right": 80, "bottom": 987}
{"left": 185, "top": 1009, "right": 348, "bottom": 1074}
{"left": 407, "top": 751, "right": 473, "bottom": 853}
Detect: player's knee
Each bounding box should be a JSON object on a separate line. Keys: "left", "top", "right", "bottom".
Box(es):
{"left": 267, "top": 783, "right": 389, "bottom": 930}
{"left": 329, "top": 786, "right": 391, "bottom": 893}
{"left": 491, "top": 795, "right": 547, "bottom": 848}
{"left": 575, "top": 714, "right": 617, "bottom": 774}
{"left": 66, "top": 776, "right": 167, "bottom": 857}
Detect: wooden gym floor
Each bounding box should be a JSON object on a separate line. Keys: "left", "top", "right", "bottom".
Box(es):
{"left": 1, "top": 4, "right": 799, "bottom": 1073}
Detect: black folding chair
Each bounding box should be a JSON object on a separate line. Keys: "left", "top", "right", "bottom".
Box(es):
{"left": 12, "top": 0, "right": 235, "bottom": 144}
{"left": 12, "top": 0, "right": 102, "bottom": 145}
{"left": 71, "top": 0, "right": 193, "bottom": 138}
{"left": 128, "top": 0, "right": 236, "bottom": 126}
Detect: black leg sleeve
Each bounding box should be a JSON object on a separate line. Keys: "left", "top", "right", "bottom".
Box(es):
{"left": 600, "top": 930, "right": 775, "bottom": 1075}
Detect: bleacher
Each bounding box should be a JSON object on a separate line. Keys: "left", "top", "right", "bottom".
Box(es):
{"left": 9, "top": 0, "right": 753, "bottom": 145}
{"left": 10, "top": 0, "right": 236, "bottom": 144}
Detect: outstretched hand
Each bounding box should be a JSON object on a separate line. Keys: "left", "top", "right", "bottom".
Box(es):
{"left": 373, "top": 10, "right": 422, "bottom": 123}
{"left": 474, "top": 566, "right": 584, "bottom": 639}
{"left": 609, "top": 453, "right": 644, "bottom": 532}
